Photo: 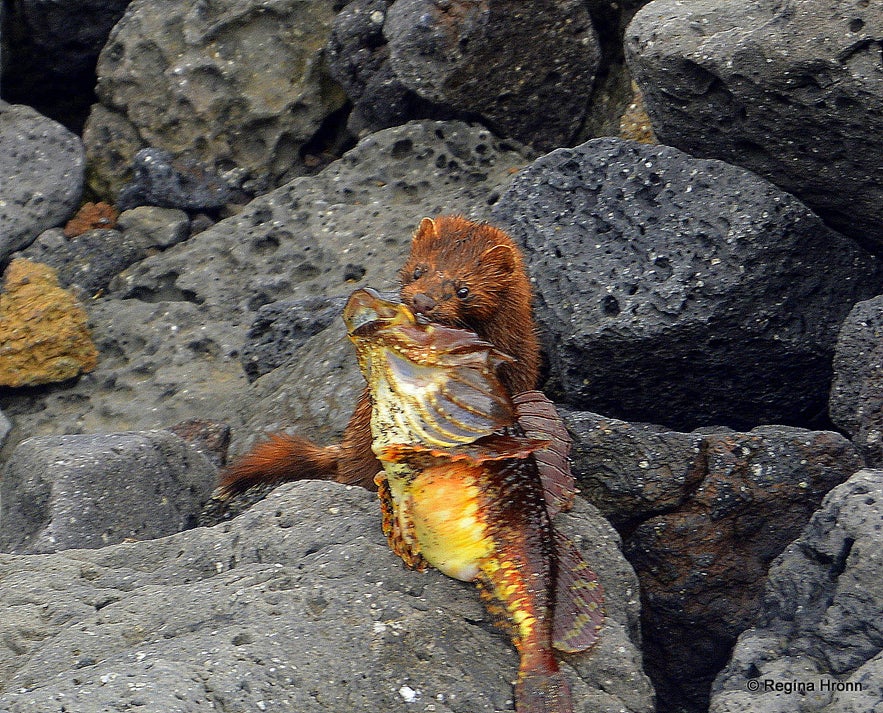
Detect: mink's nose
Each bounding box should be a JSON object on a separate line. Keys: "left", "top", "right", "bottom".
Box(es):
{"left": 411, "top": 293, "right": 437, "bottom": 315}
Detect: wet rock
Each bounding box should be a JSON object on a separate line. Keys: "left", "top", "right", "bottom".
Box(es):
{"left": 491, "top": 137, "right": 883, "bottom": 432}
{"left": 0, "top": 259, "right": 98, "bottom": 387}
{"left": 0, "top": 481, "right": 654, "bottom": 712}
{"left": 711, "top": 469, "right": 883, "bottom": 713}
{"left": 84, "top": 0, "right": 347, "bottom": 200}
{"left": 0, "top": 429, "right": 216, "bottom": 554}
{"left": 563, "top": 408, "right": 864, "bottom": 713}
{"left": 18, "top": 228, "right": 145, "bottom": 294}
{"left": 830, "top": 295, "right": 883, "bottom": 467}
{"left": 0, "top": 102, "right": 85, "bottom": 262}
{"left": 625, "top": 0, "right": 883, "bottom": 251}
{"left": 240, "top": 295, "right": 347, "bottom": 381}
{"left": 384, "top": 0, "right": 600, "bottom": 152}
{"left": 116, "top": 148, "right": 238, "bottom": 212}
{"left": 116, "top": 206, "right": 190, "bottom": 250}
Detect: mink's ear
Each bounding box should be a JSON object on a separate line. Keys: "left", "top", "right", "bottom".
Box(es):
{"left": 411, "top": 217, "right": 438, "bottom": 249}
{"left": 479, "top": 244, "right": 517, "bottom": 279}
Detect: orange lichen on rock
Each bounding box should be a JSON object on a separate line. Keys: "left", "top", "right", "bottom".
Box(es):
{"left": 63, "top": 201, "right": 119, "bottom": 237}
{"left": 0, "top": 258, "right": 99, "bottom": 387}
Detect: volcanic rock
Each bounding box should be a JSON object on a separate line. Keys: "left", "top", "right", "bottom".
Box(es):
{"left": 625, "top": 0, "right": 883, "bottom": 251}
{"left": 711, "top": 468, "right": 883, "bottom": 713}
{"left": 492, "top": 137, "right": 883, "bottom": 431}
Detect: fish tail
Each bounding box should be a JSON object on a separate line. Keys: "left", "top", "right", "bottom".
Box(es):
{"left": 515, "top": 668, "right": 573, "bottom": 713}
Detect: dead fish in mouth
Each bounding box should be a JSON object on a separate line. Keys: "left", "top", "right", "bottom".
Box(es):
{"left": 343, "top": 288, "right": 604, "bottom": 713}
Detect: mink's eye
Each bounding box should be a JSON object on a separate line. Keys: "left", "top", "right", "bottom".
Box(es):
{"left": 412, "top": 266, "right": 425, "bottom": 281}
{"left": 456, "top": 286, "right": 470, "bottom": 299}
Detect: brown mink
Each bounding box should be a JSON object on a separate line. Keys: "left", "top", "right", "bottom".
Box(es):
{"left": 216, "top": 215, "right": 542, "bottom": 497}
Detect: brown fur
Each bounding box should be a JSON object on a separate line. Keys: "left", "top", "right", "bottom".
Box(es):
{"left": 216, "top": 215, "right": 540, "bottom": 498}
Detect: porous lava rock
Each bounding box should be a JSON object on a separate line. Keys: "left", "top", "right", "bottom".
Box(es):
{"left": 625, "top": 0, "right": 883, "bottom": 251}
{"left": 84, "top": 0, "right": 347, "bottom": 200}
{"left": 0, "top": 481, "right": 655, "bottom": 713}
{"left": 384, "top": 0, "right": 600, "bottom": 152}
{"left": 491, "top": 137, "right": 883, "bottom": 432}
{"left": 562, "top": 408, "right": 864, "bottom": 713}
{"left": 0, "top": 430, "right": 216, "bottom": 554}
{"left": 0, "top": 102, "right": 86, "bottom": 262}
{"left": 711, "top": 469, "right": 883, "bottom": 713}
{"left": 0, "top": 259, "right": 98, "bottom": 387}
{"left": 830, "top": 295, "right": 883, "bottom": 467}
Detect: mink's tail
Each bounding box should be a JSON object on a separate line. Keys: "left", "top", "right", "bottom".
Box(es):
{"left": 515, "top": 669, "right": 573, "bottom": 713}
{"left": 214, "top": 432, "right": 340, "bottom": 500}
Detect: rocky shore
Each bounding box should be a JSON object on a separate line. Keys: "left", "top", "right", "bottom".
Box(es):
{"left": 2, "top": 1, "right": 882, "bottom": 712}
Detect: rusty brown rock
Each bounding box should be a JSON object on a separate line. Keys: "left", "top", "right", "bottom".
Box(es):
{"left": 0, "top": 258, "right": 98, "bottom": 387}
{"left": 563, "top": 409, "right": 864, "bottom": 713}
{"left": 62, "top": 201, "right": 119, "bottom": 238}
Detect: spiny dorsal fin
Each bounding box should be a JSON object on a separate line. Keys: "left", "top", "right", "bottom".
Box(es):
{"left": 513, "top": 391, "right": 577, "bottom": 517}
{"left": 552, "top": 529, "right": 605, "bottom": 653}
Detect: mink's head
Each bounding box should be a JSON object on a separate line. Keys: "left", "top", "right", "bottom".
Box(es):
{"left": 399, "top": 216, "right": 522, "bottom": 331}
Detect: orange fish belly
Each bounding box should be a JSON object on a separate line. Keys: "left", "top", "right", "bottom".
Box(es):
{"left": 406, "top": 461, "right": 494, "bottom": 581}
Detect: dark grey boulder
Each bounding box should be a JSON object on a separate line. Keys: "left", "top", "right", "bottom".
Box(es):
{"left": 0, "top": 102, "right": 85, "bottom": 263}
{"left": 116, "top": 206, "right": 191, "bottom": 250}
{"left": 562, "top": 408, "right": 863, "bottom": 712}
{"left": 0, "top": 430, "right": 216, "bottom": 554}
{"left": 491, "top": 137, "right": 883, "bottom": 431}
{"left": 116, "top": 148, "right": 239, "bottom": 212}
{"left": 830, "top": 295, "right": 883, "bottom": 467}
{"left": 325, "top": 0, "right": 446, "bottom": 136}
{"left": 385, "top": 0, "right": 601, "bottom": 152}
{"left": 17, "top": 227, "right": 145, "bottom": 294}
{"left": 0, "top": 481, "right": 654, "bottom": 712}
{"left": 625, "top": 0, "right": 883, "bottom": 251}
{"left": 711, "top": 469, "right": 883, "bottom": 713}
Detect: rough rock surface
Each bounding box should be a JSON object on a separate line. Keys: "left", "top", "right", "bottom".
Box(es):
{"left": 562, "top": 408, "right": 864, "bottom": 712}
{"left": 0, "top": 121, "right": 528, "bottom": 465}
{"left": 711, "top": 469, "right": 883, "bottom": 713}
{"left": 325, "top": 0, "right": 439, "bottom": 136}
{"left": 17, "top": 228, "right": 145, "bottom": 294}
{"left": 625, "top": 0, "right": 883, "bottom": 251}
{"left": 384, "top": 0, "right": 600, "bottom": 152}
{"left": 0, "top": 481, "right": 655, "bottom": 713}
{"left": 0, "top": 102, "right": 86, "bottom": 262}
{"left": 491, "top": 137, "right": 883, "bottom": 432}
{"left": 85, "top": 0, "right": 347, "bottom": 200}
{"left": 830, "top": 296, "right": 883, "bottom": 468}
{"left": 116, "top": 206, "right": 191, "bottom": 250}
{"left": 0, "top": 430, "right": 216, "bottom": 554}
{"left": 115, "top": 147, "right": 240, "bottom": 212}
{"left": 240, "top": 295, "right": 348, "bottom": 381}
{"left": 0, "top": 259, "right": 98, "bottom": 387}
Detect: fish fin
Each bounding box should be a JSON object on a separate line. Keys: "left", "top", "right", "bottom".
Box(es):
{"left": 515, "top": 668, "right": 573, "bottom": 713}
{"left": 513, "top": 391, "right": 576, "bottom": 517}
{"left": 376, "top": 437, "right": 549, "bottom": 465}
{"left": 552, "top": 530, "right": 605, "bottom": 653}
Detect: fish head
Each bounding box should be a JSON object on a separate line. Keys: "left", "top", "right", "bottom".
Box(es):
{"left": 343, "top": 288, "right": 517, "bottom": 449}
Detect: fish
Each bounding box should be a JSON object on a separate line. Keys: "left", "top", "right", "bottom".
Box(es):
{"left": 342, "top": 288, "right": 604, "bottom": 713}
